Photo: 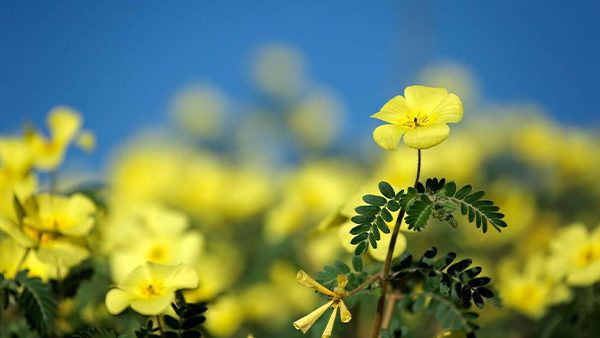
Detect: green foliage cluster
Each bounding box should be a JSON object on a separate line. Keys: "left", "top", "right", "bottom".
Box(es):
{"left": 350, "top": 178, "right": 507, "bottom": 256}
{"left": 389, "top": 247, "right": 496, "bottom": 337}
{"left": 0, "top": 271, "right": 58, "bottom": 337}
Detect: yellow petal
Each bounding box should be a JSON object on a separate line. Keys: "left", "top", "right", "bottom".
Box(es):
{"left": 339, "top": 301, "right": 352, "bottom": 323}
{"left": 336, "top": 274, "right": 348, "bottom": 290}
{"left": 403, "top": 124, "right": 450, "bottom": 149}
{"left": 404, "top": 86, "right": 449, "bottom": 115}
{"left": 373, "top": 124, "right": 409, "bottom": 151}
{"left": 75, "top": 130, "right": 96, "bottom": 152}
{"left": 105, "top": 288, "right": 131, "bottom": 315}
{"left": 293, "top": 301, "right": 333, "bottom": 333}
{"left": 130, "top": 292, "right": 175, "bottom": 316}
{"left": 118, "top": 264, "right": 151, "bottom": 293}
{"left": 428, "top": 93, "right": 463, "bottom": 124}
{"left": 147, "top": 262, "right": 199, "bottom": 291}
{"left": 47, "top": 106, "right": 82, "bottom": 145}
{"left": 0, "top": 216, "right": 34, "bottom": 247}
{"left": 35, "top": 238, "right": 89, "bottom": 267}
{"left": 322, "top": 305, "right": 338, "bottom": 338}
{"left": 371, "top": 95, "right": 411, "bottom": 123}
{"left": 296, "top": 270, "right": 335, "bottom": 296}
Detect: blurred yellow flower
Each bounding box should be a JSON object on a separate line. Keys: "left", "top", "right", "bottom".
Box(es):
{"left": 22, "top": 193, "right": 96, "bottom": 237}
{"left": 498, "top": 254, "right": 571, "bottom": 319}
{"left": 293, "top": 271, "right": 351, "bottom": 338}
{"left": 549, "top": 223, "right": 600, "bottom": 286}
{"left": 0, "top": 238, "right": 55, "bottom": 280}
{"left": 0, "top": 138, "right": 37, "bottom": 219}
{"left": 372, "top": 86, "right": 463, "bottom": 150}
{"left": 76, "top": 130, "right": 96, "bottom": 152}
{"left": 170, "top": 84, "right": 226, "bottom": 138}
{"left": 25, "top": 106, "right": 83, "bottom": 171}
{"left": 204, "top": 295, "right": 244, "bottom": 337}
{"left": 105, "top": 205, "right": 204, "bottom": 283}
{"left": 105, "top": 262, "right": 198, "bottom": 316}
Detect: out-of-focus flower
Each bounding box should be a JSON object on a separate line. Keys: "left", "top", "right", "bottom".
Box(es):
{"left": 252, "top": 44, "right": 306, "bottom": 99}
{"left": 419, "top": 62, "right": 480, "bottom": 108}
{"left": 25, "top": 106, "right": 83, "bottom": 171}
{"left": 76, "top": 130, "right": 96, "bottom": 152}
{"left": 498, "top": 254, "right": 571, "bottom": 319}
{"left": 0, "top": 194, "right": 92, "bottom": 268}
{"left": 186, "top": 244, "right": 241, "bottom": 301}
{"left": 293, "top": 271, "right": 351, "bottom": 337}
{"left": 105, "top": 262, "right": 198, "bottom": 316}
{"left": 22, "top": 193, "right": 96, "bottom": 237}
{"left": 549, "top": 223, "right": 600, "bottom": 286}
{"left": 170, "top": 84, "right": 226, "bottom": 139}
{"left": 264, "top": 162, "right": 360, "bottom": 244}
{"left": 204, "top": 295, "right": 244, "bottom": 337}
{"left": 105, "top": 205, "right": 203, "bottom": 283}
{"left": 372, "top": 86, "right": 463, "bottom": 150}
{"left": 0, "top": 238, "right": 55, "bottom": 280}
{"left": 288, "top": 89, "right": 344, "bottom": 149}
{"left": 0, "top": 138, "right": 37, "bottom": 219}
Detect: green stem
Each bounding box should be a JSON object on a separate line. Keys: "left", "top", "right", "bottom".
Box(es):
{"left": 371, "top": 150, "right": 421, "bottom": 338}
{"left": 156, "top": 315, "right": 165, "bottom": 338}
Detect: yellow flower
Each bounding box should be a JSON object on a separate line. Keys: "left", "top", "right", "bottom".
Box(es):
{"left": 22, "top": 193, "right": 96, "bottom": 237}
{"left": 0, "top": 194, "right": 93, "bottom": 268}
{"left": 549, "top": 223, "right": 600, "bottom": 286}
{"left": 76, "top": 130, "right": 96, "bottom": 152}
{"left": 26, "top": 106, "right": 83, "bottom": 171}
{"left": 372, "top": 86, "right": 463, "bottom": 150}
{"left": 105, "top": 262, "right": 198, "bottom": 316}
{"left": 293, "top": 271, "right": 351, "bottom": 338}
{"left": 498, "top": 254, "right": 571, "bottom": 319}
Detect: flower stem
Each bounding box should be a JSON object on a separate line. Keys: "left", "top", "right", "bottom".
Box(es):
{"left": 15, "top": 247, "right": 31, "bottom": 274}
{"left": 370, "top": 149, "right": 421, "bottom": 338}
{"left": 156, "top": 315, "right": 166, "bottom": 338}
{"left": 348, "top": 273, "right": 382, "bottom": 297}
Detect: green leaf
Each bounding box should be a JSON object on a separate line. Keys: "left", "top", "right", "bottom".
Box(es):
{"left": 352, "top": 256, "right": 363, "bottom": 272}
{"left": 433, "top": 252, "right": 457, "bottom": 271}
{"left": 405, "top": 195, "right": 433, "bottom": 231}
{"left": 16, "top": 271, "right": 57, "bottom": 337}
{"left": 468, "top": 277, "right": 491, "bottom": 287}
{"left": 376, "top": 217, "right": 391, "bottom": 234}
{"left": 412, "top": 295, "right": 426, "bottom": 312}
{"left": 334, "top": 260, "right": 351, "bottom": 274}
{"left": 380, "top": 208, "right": 393, "bottom": 222}
{"left": 477, "top": 287, "right": 494, "bottom": 298}
{"left": 355, "top": 205, "right": 381, "bottom": 215}
{"left": 447, "top": 259, "right": 472, "bottom": 275}
{"left": 455, "top": 185, "right": 472, "bottom": 199}
{"left": 182, "top": 315, "right": 206, "bottom": 330}
{"left": 363, "top": 195, "right": 387, "bottom": 206}
{"left": 379, "top": 181, "right": 395, "bottom": 199}
{"left": 164, "top": 315, "right": 180, "bottom": 329}
{"left": 419, "top": 247, "right": 437, "bottom": 267}
{"left": 472, "top": 291, "right": 484, "bottom": 309}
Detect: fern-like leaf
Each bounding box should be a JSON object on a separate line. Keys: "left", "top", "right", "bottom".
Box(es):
{"left": 73, "top": 328, "right": 119, "bottom": 338}
{"left": 16, "top": 271, "right": 57, "bottom": 337}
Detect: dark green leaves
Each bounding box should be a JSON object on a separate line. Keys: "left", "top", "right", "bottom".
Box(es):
{"left": 390, "top": 247, "right": 495, "bottom": 310}
{"left": 15, "top": 271, "right": 57, "bottom": 337}
{"left": 350, "top": 181, "right": 404, "bottom": 255}
{"left": 316, "top": 259, "right": 368, "bottom": 292}
{"left": 400, "top": 178, "right": 507, "bottom": 234}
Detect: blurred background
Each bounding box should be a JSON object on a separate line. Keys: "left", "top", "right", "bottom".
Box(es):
{"left": 1, "top": 1, "right": 600, "bottom": 337}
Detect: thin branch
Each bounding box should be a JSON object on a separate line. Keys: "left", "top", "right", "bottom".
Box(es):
{"left": 371, "top": 149, "right": 421, "bottom": 338}
{"left": 348, "top": 273, "right": 382, "bottom": 297}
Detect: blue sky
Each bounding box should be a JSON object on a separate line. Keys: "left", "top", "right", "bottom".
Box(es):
{"left": 1, "top": 0, "right": 599, "bottom": 168}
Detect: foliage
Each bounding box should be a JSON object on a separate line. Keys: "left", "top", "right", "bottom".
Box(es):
{"left": 15, "top": 270, "right": 58, "bottom": 337}
{"left": 350, "top": 182, "right": 404, "bottom": 255}
{"left": 350, "top": 178, "right": 507, "bottom": 256}
{"left": 73, "top": 328, "right": 121, "bottom": 338}
{"left": 389, "top": 247, "right": 497, "bottom": 336}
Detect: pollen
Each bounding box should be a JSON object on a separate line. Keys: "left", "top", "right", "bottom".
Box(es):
{"left": 402, "top": 112, "right": 429, "bottom": 129}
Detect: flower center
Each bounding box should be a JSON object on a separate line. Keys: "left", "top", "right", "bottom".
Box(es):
{"left": 139, "top": 280, "right": 166, "bottom": 298}
{"left": 146, "top": 244, "right": 169, "bottom": 263}
{"left": 43, "top": 215, "right": 70, "bottom": 231}
{"left": 402, "top": 112, "right": 429, "bottom": 129}
{"left": 575, "top": 244, "right": 600, "bottom": 267}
